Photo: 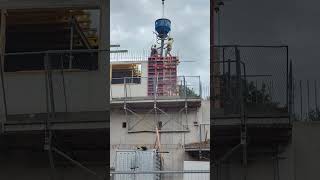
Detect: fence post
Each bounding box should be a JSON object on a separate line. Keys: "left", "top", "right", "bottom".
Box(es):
{"left": 227, "top": 59, "right": 231, "bottom": 108}
{"left": 286, "top": 46, "right": 289, "bottom": 110}
{"left": 69, "top": 19, "right": 74, "bottom": 69}
{"left": 0, "top": 9, "right": 7, "bottom": 131}
{"left": 289, "top": 60, "right": 293, "bottom": 122}
{"left": 299, "top": 80, "right": 303, "bottom": 121}
{"left": 315, "top": 80, "right": 318, "bottom": 113}
{"left": 293, "top": 79, "right": 295, "bottom": 120}
{"left": 307, "top": 80, "right": 310, "bottom": 121}
{"left": 199, "top": 76, "right": 202, "bottom": 98}
{"left": 183, "top": 76, "right": 186, "bottom": 99}
{"left": 235, "top": 46, "right": 248, "bottom": 180}
{"left": 44, "top": 53, "right": 55, "bottom": 119}
{"left": 124, "top": 77, "right": 127, "bottom": 100}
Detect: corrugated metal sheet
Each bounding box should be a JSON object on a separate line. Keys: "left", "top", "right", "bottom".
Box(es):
{"left": 183, "top": 161, "right": 209, "bottom": 180}
{"left": 114, "top": 149, "right": 161, "bottom": 180}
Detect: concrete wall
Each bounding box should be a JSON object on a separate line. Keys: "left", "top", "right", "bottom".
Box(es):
{"left": 0, "top": 0, "right": 110, "bottom": 117}
{"left": 110, "top": 100, "right": 210, "bottom": 171}
{"left": 214, "top": 156, "right": 289, "bottom": 180}
{"left": 110, "top": 110, "right": 189, "bottom": 169}
{"left": 292, "top": 122, "right": 320, "bottom": 180}
{"left": 214, "top": 122, "right": 320, "bottom": 180}
{"left": 3, "top": 71, "right": 107, "bottom": 115}
{"left": 0, "top": 150, "right": 106, "bottom": 180}
{"left": 0, "top": 1, "right": 109, "bottom": 180}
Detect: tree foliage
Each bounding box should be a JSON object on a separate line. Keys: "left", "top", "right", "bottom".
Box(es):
{"left": 245, "top": 81, "right": 273, "bottom": 104}
{"left": 306, "top": 109, "right": 320, "bottom": 121}
{"left": 179, "top": 85, "right": 198, "bottom": 97}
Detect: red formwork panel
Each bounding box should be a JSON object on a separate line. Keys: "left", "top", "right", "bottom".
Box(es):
{"left": 148, "top": 56, "right": 179, "bottom": 96}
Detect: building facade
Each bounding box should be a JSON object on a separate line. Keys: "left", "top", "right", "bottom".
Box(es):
{"left": 110, "top": 56, "right": 210, "bottom": 178}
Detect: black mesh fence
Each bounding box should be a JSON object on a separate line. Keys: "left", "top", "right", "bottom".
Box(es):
{"left": 212, "top": 45, "right": 289, "bottom": 115}
{"left": 293, "top": 79, "right": 320, "bottom": 121}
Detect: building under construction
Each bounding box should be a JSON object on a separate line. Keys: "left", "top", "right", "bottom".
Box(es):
{"left": 110, "top": 52, "right": 210, "bottom": 179}
{"left": 0, "top": 1, "right": 112, "bottom": 179}
{"left": 211, "top": 2, "right": 320, "bottom": 180}
{"left": 211, "top": 48, "right": 320, "bottom": 180}
{"left": 0, "top": 0, "right": 210, "bottom": 180}
{"left": 211, "top": 45, "right": 292, "bottom": 180}
{"left": 109, "top": 1, "right": 210, "bottom": 179}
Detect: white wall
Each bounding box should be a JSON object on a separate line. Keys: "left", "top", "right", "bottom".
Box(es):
{"left": 184, "top": 161, "right": 210, "bottom": 180}
{"left": 110, "top": 100, "right": 210, "bottom": 170}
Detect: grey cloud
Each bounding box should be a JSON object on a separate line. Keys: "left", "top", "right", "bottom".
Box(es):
{"left": 110, "top": 0, "right": 210, "bottom": 84}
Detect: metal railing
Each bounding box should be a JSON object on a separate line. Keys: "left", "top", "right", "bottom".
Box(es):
{"left": 109, "top": 170, "right": 210, "bottom": 180}
{"left": 293, "top": 79, "right": 320, "bottom": 121}
{"left": 199, "top": 123, "right": 210, "bottom": 142}
{"left": 110, "top": 50, "right": 180, "bottom": 62}
{"left": 201, "top": 84, "right": 210, "bottom": 100}
{"left": 0, "top": 49, "right": 123, "bottom": 180}
{"left": 110, "top": 76, "right": 202, "bottom": 101}
{"left": 0, "top": 49, "right": 122, "bottom": 126}
{"left": 212, "top": 45, "right": 289, "bottom": 115}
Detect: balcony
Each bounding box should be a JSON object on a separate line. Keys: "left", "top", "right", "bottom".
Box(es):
{"left": 0, "top": 51, "right": 110, "bottom": 133}
{"left": 110, "top": 76, "right": 202, "bottom": 110}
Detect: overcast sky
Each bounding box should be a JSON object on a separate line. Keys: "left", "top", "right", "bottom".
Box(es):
{"left": 217, "top": 0, "right": 320, "bottom": 114}
{"left": 218, "top": 0, "right": 320, "bottom": 80}
{"left": 110, "top": 0, "right": 210, "bottom": 85}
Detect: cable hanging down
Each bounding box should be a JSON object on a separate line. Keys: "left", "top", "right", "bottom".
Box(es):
{"left": 162, "top": 0, "right": 165, "bottom": 18}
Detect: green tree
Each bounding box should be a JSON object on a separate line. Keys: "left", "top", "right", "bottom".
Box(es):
{"left": 179, "top": 85, "right": 198, "bottom": 97}
{"left": 306, "top": 109, "right": 320, "bottom": 121}
{"left": 245, "top": 81, "right": 272, "bottom": 105}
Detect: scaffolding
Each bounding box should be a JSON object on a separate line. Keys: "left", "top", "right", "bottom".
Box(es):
{"left": 122, "top": 75, "right": 201, "bottom": 133}
{"left": 212, "top": 45, "right": 292, "bottom": 180}
{"left": 110, "top": 52, "right": 201, "bottom": 135}
{"left": 0, "top": 3, "right": 115, "bottom": 180}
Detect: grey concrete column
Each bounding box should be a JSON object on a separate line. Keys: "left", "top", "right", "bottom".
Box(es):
{"left": 0, "top": 9, "right": 7, "bottom": 129}
{"left": 99, "top": 0, "right": 110, "bottom": 112}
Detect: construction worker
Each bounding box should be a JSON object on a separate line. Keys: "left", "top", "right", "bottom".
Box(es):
{"left": 151, "top": 44, "right": 158, "bottom": 56}
{"left": 137, "top": 145, "right": 148, "bottom": 151}
{"left": 165, "top": 37, "right": 174, "bottom": 57}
